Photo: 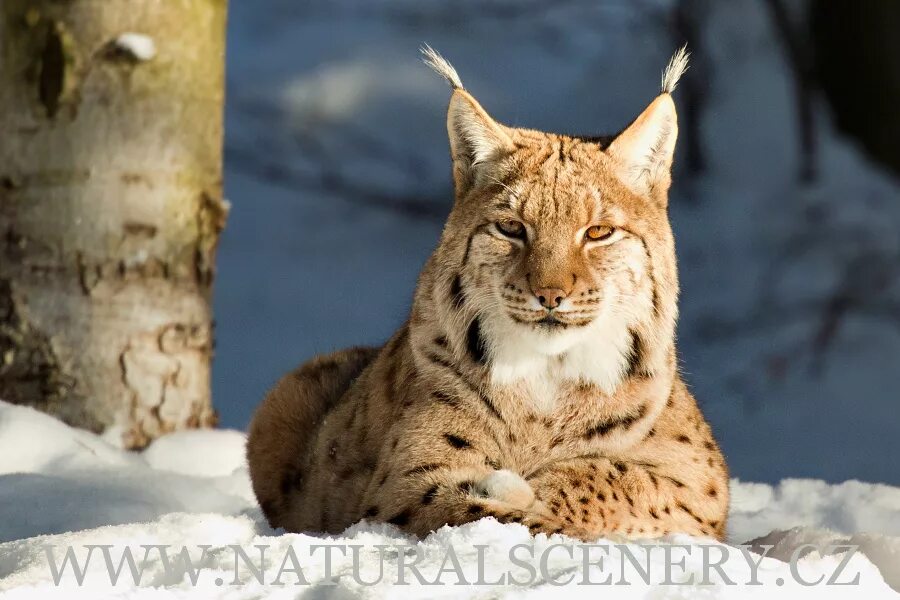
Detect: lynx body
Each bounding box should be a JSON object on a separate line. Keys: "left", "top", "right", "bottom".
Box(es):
{"left": 247, "top": 47, "right": 729, "bottom": 540}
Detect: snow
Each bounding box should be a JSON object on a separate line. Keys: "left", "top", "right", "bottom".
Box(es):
{"left": 1, "top": 400, "right": 899, "bottom": 597}
{"left": 112, "top": 33, "right": 157, "bottom": 62}
{"left": 141, "top": 429, "right": 247, "bottom": 478}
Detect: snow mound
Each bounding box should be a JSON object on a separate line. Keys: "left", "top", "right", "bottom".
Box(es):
{"left": 0, "top": 401, "right": 898, "bottom": 597}
{"left": 746, "top": 527, "right": 900, "bottom": 592}
{"left": 0, "top": 402, "right": 254, "bottom": 544}
{"left": 142, "top": 429, "right": 248, "bottom": 477}
{"left": 729, "top": 478, "right": 900, "bottom": 543}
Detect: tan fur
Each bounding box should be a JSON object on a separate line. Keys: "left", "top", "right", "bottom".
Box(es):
{"left": 247, "top": 48, "right": 729, "bottom": 541}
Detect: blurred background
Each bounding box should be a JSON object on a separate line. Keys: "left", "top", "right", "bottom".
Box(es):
{"left": 216, "top": 0, "right": 900, "bottom": 485}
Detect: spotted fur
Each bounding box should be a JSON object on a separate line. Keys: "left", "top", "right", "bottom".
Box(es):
{"left": 247, "top": 47, "right": 729, "bottom": 541}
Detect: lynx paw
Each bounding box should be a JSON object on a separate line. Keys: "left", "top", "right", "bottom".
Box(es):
{"left": 475, "top": 469, "right": 535, "bottom": 509}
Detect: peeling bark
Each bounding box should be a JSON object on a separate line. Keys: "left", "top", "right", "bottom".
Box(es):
{"left": 0, "top": 1, "right": 228, "bottom": 447}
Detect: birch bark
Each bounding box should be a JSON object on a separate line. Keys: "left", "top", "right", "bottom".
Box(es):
{"left": 0, "top": 0, "right": 228, "bottom": 447}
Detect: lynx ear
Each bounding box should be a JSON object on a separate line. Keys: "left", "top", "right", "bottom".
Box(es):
{"left": 607, "top": 94, "right": 678, "bottom": 201}
{"left": 446, "top": 90, "right": 515, "bottom": 193}
{"left": 607, "top": 47, "right": 688, "bottom": 202}
{"left": 421, "top": 45, "right": 514, "bottom": 195}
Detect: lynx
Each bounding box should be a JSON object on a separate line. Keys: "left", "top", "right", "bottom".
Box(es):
{"left": 247, "top": 46, "right": 729, "bottom": 541}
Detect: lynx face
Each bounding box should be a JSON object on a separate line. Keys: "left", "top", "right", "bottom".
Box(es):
{"left": 461, "top": 139, "right": 662, "bottom": 363}
{"left": 426, "top": 47, "right": 685, "bottom": 395}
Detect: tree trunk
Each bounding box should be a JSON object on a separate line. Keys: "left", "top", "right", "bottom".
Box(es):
{"left": 0, "top": 1, "right": 228, "bottom": 448}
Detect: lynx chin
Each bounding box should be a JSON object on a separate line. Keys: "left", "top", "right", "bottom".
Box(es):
{"left": 247, "top": 45, "right": 729, "bottom": 541}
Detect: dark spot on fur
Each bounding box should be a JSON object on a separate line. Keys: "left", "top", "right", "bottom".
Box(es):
{"left": 403, "top": 463, "right": 445, "bottom": 477}
{"left": 579, "top": 496, "right": 589, "bottom": 504}
{"left": 456, "top": 480, "right": 475, "bottom": 494}
{"left": 426, "top": 351, "right": 454, "bottom": 370}
{"left": 450, "top": 275, "right": 464, "bottom": 310}
{"left": 422, "top": 485, "right": 439, "bottom": 505}
{"left": 467, "top": 504, "right": 484, "bottom": 515}
{"left": 649, "top": 508, "right": 660, "bottom": 519}
{"left": 704, "top": 441, "right": 716, "bottom": 451}
{"left": 363, "top": 506, "right": 379, "bottom": 518}
{"left": 676, "top": 435, "right": 692, "bottom": 444}
{"left": 707, "top": 486, "right": 718, "bottom": 498}
{"left": 432, "top": 390, "right": 461, "bottom": 408}
{"left": 466, "top": 317, "right": 488, "bottom": 365}
{"left": 473, "top": 390, "right": 502, "bottom": 422}
{"left": 660, "top": 475, "right": 686, "bottom": 488}
{"left": 615, "top": 462, "right": 628, "bottom": 474}
{"left": 388, "top": 510, "right": 411, "bottom": 526}
{"left": 625, "top": 330, "right": 652, "bottom": 379}
{"left": 583, "top": 418, "right": 618, "bottom": 439}
{"left": 597, "top": 492, "right": 606, "bottom": 502}
{"left": 583, "top": 404, "right": 647, "bottom": 440}
{"left": 444, "top": 433, "right": 471, "bottom": 449}
{"left": 676, "top": 501, "right": 703, "bottom": 524}
{"left": 434, "top": 335, "right": 449, "bottom": 348}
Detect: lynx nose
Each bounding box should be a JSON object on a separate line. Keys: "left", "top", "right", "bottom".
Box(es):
{"left": 533, "top": 288, "right": 567, "bottom": 310}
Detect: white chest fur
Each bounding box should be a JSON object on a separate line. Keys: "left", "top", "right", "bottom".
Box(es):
{"left": 484, "top": 310, "right": 634, "bottom": 413}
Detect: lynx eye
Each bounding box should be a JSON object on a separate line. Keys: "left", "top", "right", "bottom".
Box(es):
{"left": 585, "top": 225, "right": 615, "bottom": 242}
{"left": 496, "top": 219, "right": 526, "bottom": 239}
